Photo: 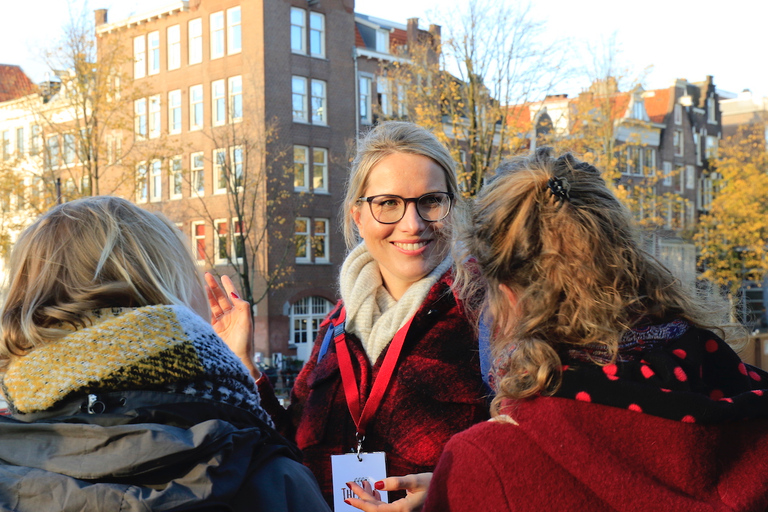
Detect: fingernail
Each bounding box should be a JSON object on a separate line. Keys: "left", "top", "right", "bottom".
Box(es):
{"left": 346, "top": 482, "right": 352, "bottom": 489}
{"left": 344, "top": 499, "right": 352, "bottom": 505}
{"left": 374, "top": 480, "right": 384, "bottom": 490}
{"left": 230, "top": 291, "right": 239, "bottom": 299}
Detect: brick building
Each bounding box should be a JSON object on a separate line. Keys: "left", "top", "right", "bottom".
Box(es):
{"left": 95, "top": 0, "right": 358, "bottom": 363}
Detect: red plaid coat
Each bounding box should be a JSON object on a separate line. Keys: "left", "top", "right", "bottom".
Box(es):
{"left": 258, "top": 270, "right": 489, "bottom": 504}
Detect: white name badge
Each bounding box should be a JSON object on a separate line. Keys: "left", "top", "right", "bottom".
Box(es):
{"left": 331, "top": 451, "right": 388, "bottom": 511}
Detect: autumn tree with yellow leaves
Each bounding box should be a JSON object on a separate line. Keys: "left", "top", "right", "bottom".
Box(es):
{"left": 696, "top": 124, "right": 768, "bottom": 297}
{"left": 381, "top": 0, "right": 566, "bottom": 197}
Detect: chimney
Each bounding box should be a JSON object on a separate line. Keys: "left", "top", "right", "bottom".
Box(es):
{"left": 406, "top": 18, "right": 419, "bottom": 48}
{"left": 94, "top": 8, "right": 108, "bottom": 26}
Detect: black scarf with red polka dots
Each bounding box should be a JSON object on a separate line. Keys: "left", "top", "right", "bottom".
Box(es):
{"left": 555, "top": 321, "right": 768, "bottom": 424}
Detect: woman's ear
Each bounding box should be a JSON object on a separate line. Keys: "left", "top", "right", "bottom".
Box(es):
{"left": 351, "top": 205, "right": 363, "bottom": 233}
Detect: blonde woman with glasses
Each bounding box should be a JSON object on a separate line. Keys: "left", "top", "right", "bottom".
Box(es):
{"left": 217, "top": 122, "right": 489, "bottom": 509}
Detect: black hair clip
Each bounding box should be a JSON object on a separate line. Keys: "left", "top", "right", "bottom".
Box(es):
{"left": 547, "top": 176, "right": 570, "bottom": 203}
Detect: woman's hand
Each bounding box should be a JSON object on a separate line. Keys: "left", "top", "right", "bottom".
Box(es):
{"left": 345, "top": 473, "right": 432, "bottom": 512}
{"left": 205, "top": 272, "right": 261, "bottom": 381}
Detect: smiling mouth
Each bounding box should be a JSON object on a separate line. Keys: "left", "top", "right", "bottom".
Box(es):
{"left": 393, "top": 241, "right": 430, "bottom": 251}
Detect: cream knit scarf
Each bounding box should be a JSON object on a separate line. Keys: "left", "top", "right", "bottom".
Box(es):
{"left": 340, "top": 243, "right": 452, "bottom": 363}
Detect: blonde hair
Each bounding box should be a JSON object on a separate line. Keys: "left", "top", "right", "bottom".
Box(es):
{"left": 454, "top": 147, "right": 730, "bottom": 413}
{"left": 0, "top": 196, "right": 205, "bottom": 370}
{"left": 342, "top": 121, "right": 459, "bottom": 248}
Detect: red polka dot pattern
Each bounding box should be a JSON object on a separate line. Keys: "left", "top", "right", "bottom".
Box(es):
{"left": 603, "top": 364, "right": 619, "bottom": 381}
{"left": 641, "top": 365, "right": 655, "bottom": 379}
{"left": 555, "top": 325, "right": 768, "bottom": 425}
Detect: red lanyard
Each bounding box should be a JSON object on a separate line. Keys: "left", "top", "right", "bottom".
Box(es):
{"left": 333, "top": 306, "right": 415, "bottom": 452}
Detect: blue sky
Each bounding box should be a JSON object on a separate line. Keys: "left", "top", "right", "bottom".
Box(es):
{"left": 2, "top": 0, "right": 766, "bottom": 99}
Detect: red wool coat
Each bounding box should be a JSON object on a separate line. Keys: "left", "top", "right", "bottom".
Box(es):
{"left": 258, "top": 270, "right": 489, "bottom": 504}
{"left": 425, "top": 394, "right": 768, "bottom": 511}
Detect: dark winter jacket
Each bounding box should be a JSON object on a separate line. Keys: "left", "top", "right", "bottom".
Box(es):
{"left": 0, "top": 391, "right": 331, "bottom": 512}
{"left": 259, "top": 270, "right": 489, "bottom": 504}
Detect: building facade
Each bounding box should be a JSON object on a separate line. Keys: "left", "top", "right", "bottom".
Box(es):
{"left": 95, "top": 0, "right": 357, "bottom": 363}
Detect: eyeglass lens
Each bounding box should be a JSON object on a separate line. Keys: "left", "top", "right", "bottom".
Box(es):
{"left": 369, "top": 193, "right": 451, "bottom": 223}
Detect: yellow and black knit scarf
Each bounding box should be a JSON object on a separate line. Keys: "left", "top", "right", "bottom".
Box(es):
{"left": 2, "top": 305, "right": 272, "bottom": 425}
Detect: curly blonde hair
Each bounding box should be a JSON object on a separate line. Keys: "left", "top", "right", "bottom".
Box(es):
{"left": 454, "top": 147, "right": 730, "bottom": 414}
{"left": 0, "top": 196, "right": 206, "bottom": 371}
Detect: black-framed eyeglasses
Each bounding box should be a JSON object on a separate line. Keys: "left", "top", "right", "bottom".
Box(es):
{"left": 357, "top": 192, "right": 454, "bottom": 224}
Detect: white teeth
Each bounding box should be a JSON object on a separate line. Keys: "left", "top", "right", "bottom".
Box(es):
{"left": 394, "top": 241, "right": 428, "bottom": 251}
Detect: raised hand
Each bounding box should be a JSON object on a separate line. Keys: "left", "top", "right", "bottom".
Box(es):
{"left": 205, "top": 272, "right": 261, "bottom": 381}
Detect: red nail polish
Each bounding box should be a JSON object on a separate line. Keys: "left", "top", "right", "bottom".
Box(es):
{"left": 346, "top": 482, "right": 352, "bottom": 489}
{"left": 230, "top": 291, "right": 239, "bottom": 299}
{"left": 344, "top": 499, "right": 352, "bottom": 505}
{"left": 374, "top": 480, "right": 384, "bottom": 490}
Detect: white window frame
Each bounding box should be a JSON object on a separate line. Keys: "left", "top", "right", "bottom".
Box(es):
{"left": 191, "top": 151, "right": 205, "bottom": 196}
{"left": 147, "top": 31, "right": 160, "bottom": 75}
{"left": 663, "top": 161, "right": 672, "bottom": 186}
{"left": 210, "top": 11, "right": 225, "bottom": 60}
{"left": 289, "top": 296, "right": 333, "bottom": 351}
{"left": 293, "top": 145, "right": 309, "bottom": 191}
{"left": 212, "top": 79, "right": 226, "bottom": 126}
{"left": 313, "top": 147, "right": 328, "bottom": 193}
{"left": 45, "top": 135, "right": 59, "bottom": 170}
{"left": 189, "top": 18, "right": 203, "bottom": 65}
{"left": 313, "top": 218, "right": 330, "bottom": 263}
{"left": 643, "top": 148, "right": 656, "bottom": 176}
{"left": 359, "top": 75, "right": 373, "bottom": 125}
{"left": 290, "top": 7, "right": 306, "bottom": 54}
{"left": 295, "top": 216, "right": 311, "bottom": 263}
{"left": 309, "top": 12, "right": 325, "bottom": 58}
{"left": 685, "top": 164, "right": 695, "bottom": 190}
{"left": 229, "top": 76, "right": 243, "bottom": 122}
{"left": 674, "top": 104, "right": 682, "bottom": 125}
{"left": 167, "top": 25, "right": 181, "bottom": 70}
{"left": 292, "top": 76, "right": 308, "bottom": 123}
{"left": 62, "top": 133, "right": 76, "bottom": 166}
{"left": 694, "top": 132, "right": 702, "bottom": 165}
{"left": 190, "top": 84, "right": 203, "bottom": 131}
{"left": 134, "top": 98, "right": 147, "bottom": 139}
{"left": 30, "top": 124, "right": 40, "bottom": 155}
{"left": 150, "top": 159, "right": 162, "bottom": 202}
{"left": 707, "top": 97, "right": 716, "bottom": 124}
{"left": 136, "top": 162, "right": 148, "bottom": 203}
{"left": 148, "top": 94, "right": 161, "bottom": 139}
{"left": 214, "top": 218, "right": 230, "bottom": 265}
{"left": 231, "top": 145, "right": 243, "bottom": 190}
{"left": 376, "top": 29, "right": 390, "bottom": 53}
{"left": 311, "top": 79, "right": 327, "bottom": 125}
{"left": 705, "top": 135, "right": 718, "bottom": 160}
{"left": 15, "top": 127, "right": 24, "bottom": 157}
{"left": 378, "top": 76, "right": 391, "bottom": 116}
{"left": 192, "top": 221, "right": 206, "bottom": 264}
{"left": 674, "top": 129, "right": 684, "bottom": 157}
{"left": 213, "top": 148, "right": 227, "bottom": 194}
{"left": 170, "top": 155, "right": 183, "bottom": 200}
{"left": 168, "top": 89, "right": 182, "bottom": 134}
{"left": 133, "top": 35, "right": 146, "bottom": 78}
{"left": 227, "top": 7, "right": 242, "bottom": 55}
